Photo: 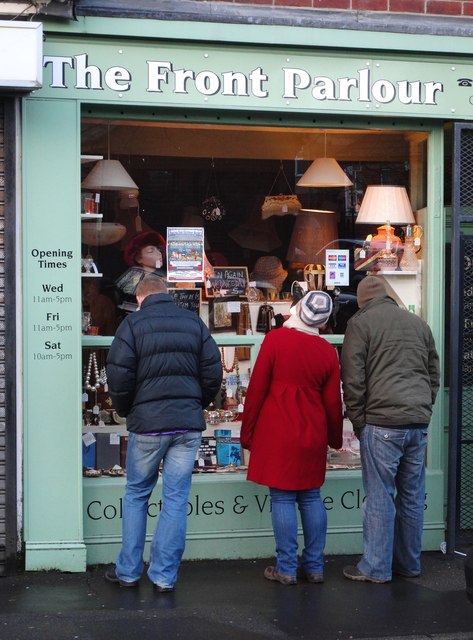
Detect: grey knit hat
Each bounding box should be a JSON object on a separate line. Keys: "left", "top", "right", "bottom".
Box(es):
{"left": 357, "top": 276, "right": 387, "bottom": 308}
{"left": 297, "top": 291, "right": 332, "bottom": 327}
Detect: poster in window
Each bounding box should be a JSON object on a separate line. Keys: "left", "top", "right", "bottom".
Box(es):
{"left": 167, "top": 227, "right": 205, "bottom": 282}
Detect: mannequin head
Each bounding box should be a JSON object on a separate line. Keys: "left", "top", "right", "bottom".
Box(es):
{"left": 124, "top": 230, "right": 166, "bottom": 271}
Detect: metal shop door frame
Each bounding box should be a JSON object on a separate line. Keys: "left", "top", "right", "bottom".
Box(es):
{"left": 448, "top": 122, "right": 473, "bottom": 551}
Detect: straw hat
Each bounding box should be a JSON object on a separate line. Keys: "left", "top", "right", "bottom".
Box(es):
{"left": 250, "top": 256, "right": 288, "bottom": 292}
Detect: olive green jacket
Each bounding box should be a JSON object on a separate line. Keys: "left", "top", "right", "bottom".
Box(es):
{"left": 340, "top": 296, "right": 440, "bottom": 431}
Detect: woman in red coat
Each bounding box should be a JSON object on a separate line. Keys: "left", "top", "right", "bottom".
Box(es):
{"left": 241, "top": 291, "right": 343, "bottom": 585}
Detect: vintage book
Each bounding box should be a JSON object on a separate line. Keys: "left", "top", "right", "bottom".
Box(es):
{"left": 95, "top": 432, "right": 121, "bottom": 470}
{"left": 215, "top": 429, "right": 241, "bottom": 467}
{"left": 195, "top": 436, "right": 217, "bottom": 468}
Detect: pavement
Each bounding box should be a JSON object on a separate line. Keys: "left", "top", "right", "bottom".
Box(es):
{"left": 0, "top": 551, "right": 472, "bottom": 640}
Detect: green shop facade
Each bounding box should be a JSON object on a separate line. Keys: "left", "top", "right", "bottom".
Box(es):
{"left": 22, "top": 16, "right": 470, "bottom": 572}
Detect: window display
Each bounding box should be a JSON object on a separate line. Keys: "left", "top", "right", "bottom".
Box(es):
{"left": 80, "top": 119, "right": 429, "bottom": 478}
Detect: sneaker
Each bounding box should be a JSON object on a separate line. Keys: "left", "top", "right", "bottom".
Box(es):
{"left": 343, "top": 565, "right": 389, "bottom": 583}
{"left": 298, "top": 568, "right": 324, "bottom": 583}
{"left": 154, "top": 584, "right": 175, "bottom": 593}
{"left": 104, "top": 564, "right": 139, "bottom": 587}
{"left": 264, "top": 565, "right": 297, "bottom": 585}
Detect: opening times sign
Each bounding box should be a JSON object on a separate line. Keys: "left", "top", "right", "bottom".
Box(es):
{"left": 28, "top": 247, "right": 76, "bottom": 364}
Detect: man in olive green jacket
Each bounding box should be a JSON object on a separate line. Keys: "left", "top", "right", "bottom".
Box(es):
{"left": 340, "top": 276, "right": 440, "bottom": 584}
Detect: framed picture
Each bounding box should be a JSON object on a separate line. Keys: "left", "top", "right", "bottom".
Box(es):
{"left": 167, "top": 287, "right": 202, "bottom": 316}
{"left": 205, "top": 266, "right": 249, "bottom": 298}
{"left": 208, "top": 297, "right": 239, "bottom": 332}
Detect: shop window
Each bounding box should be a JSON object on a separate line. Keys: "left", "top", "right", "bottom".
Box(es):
{"left": 80, "top": 120, "right": 428, "bottom": 476}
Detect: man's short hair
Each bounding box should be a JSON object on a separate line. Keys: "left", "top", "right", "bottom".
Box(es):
{"left": 135, "top": 274, "right": 167, "bottom": 299}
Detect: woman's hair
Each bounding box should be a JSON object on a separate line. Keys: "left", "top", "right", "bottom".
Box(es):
{"left": 135, "top": 274, "right": 167, "bottom": 299}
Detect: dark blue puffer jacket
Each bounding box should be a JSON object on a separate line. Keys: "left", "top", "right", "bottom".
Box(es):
{"left": 106, "top": 293, "right": 222, "bottom": 434}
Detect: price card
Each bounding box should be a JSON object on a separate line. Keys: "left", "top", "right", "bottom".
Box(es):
{"left": 82, "top": 432, "right": 96, "bottom": 446}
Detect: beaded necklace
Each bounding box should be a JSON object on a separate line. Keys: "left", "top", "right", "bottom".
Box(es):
{"left": 221, "top": 347, "right": 237, "bottom": 373}
{"left": 84, "top": 352, "right": 101, "bottom": 391}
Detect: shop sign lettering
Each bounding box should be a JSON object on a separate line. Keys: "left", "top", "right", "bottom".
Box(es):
{"left": 42, "top": 53, "right": 444, "bottom": 108}
{"left": 85, "top": 491, "right": 428, "bottom": 521}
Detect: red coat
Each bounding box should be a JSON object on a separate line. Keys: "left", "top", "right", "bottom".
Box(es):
{"left": 240, "top": 327, "right": 343, "bottom": 490}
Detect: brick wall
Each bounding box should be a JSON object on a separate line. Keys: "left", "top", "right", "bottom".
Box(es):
{"left": 217, "top": 0, "right": 473, "bottom": 17}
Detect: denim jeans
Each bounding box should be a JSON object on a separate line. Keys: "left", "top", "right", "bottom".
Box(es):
{"left": 269, "top": 487, "right": 327, "bottom": 577}
{"left": 115, "top": 431, "right": 201, "bottom": 588}
{"left": 357, "top": 424, "right": 428, "bottom": 582}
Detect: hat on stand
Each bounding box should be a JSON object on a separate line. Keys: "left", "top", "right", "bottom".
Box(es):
{"left": 250, "top": 256, "right": 288, "bottom": 292}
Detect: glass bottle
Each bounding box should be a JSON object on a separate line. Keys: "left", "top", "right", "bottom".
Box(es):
{"left": 400, "top": 225, "right": 418, "bottom": 272}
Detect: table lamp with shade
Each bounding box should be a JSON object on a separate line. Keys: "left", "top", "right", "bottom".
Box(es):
{"left": 356, "top": 185, "right": 417, "bottom": 271}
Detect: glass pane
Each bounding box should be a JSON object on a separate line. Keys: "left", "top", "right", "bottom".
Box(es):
{"left": 81, "top": 120, "right": 428, "bottom": 336}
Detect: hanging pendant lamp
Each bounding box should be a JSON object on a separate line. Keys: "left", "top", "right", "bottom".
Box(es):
{"left": 297, "top": 132, "right": 353, "bottom": 188}
{"left": 82, "top": 124, "right": 138, "bottom": 191}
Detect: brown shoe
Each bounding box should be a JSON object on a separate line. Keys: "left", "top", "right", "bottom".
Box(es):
{"left": 264, "top": 565, "right": 297, "bottom": 585}
{"left": 298, "top": 568, "right": 324, "bottom": 583}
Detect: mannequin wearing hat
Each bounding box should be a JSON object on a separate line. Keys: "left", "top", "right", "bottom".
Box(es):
{"left": 115, "top": 230, "right": 167, "bottom": 311}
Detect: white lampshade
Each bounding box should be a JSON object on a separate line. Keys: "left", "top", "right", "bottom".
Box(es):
{"left": 82, "top": 159, "right": 138, "bottom": 191}
{"left": 356, "top": 185, "right": 415, "bottom": 225}
{"left": 297, "top": 157, "right": 353, "bottom": 188}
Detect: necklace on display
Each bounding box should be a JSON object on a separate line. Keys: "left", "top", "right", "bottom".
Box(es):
{"left": 221, "top": 347, "right": 238, "bottom": 373}
{"left": 84, "top": 352, "right": 101, "bottom": 391}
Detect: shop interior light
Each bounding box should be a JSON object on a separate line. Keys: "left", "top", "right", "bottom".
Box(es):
{"left": 286, "top": 209, "right": 338, "bottom": 265}
{"left": 296, "top": 132, "right": 353, "bottom": 187}
{"left": 356, "top": 185, "right": 416, "bottom": 270}
{"left": 82, "top": 125, "right": 138, "bottom": 191}
{"left": 356, "top": 185, "right": 415, "bottom": 226}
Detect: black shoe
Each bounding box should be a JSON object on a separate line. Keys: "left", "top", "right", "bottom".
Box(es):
{"left": 104, "top": 564, "right": 139, "bottom": 587}
{"left": 154, "top": 584, "right": 174, "bottom": 593}
{"left": 343, "top": 565, "right": 389, "bottom": 583}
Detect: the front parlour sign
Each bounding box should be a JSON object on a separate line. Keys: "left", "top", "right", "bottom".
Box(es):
{"left": 39, "top": 40, "right": 473, "bottom": 119}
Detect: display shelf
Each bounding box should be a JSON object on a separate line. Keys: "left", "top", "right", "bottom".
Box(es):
{"left": 83, "top": 424, "right": 128, "bottom": 434}
{"left": 81, "top": 213, "right": 103, "bottom": 220}
{"left": 82, "top": 336, "right": 113, "bottom": 347}
{"left": 374, "top": 270, "right": 417, "bottom": 276}
{"left": 368, "top": 261, "right": 422, "bottom": 314}
{"left": 81, "top": 154, "right": 103, "bottom": 163}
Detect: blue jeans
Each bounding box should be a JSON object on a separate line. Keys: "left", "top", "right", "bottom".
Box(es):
{"left": 269, "top": 487, "right": 327, "bottom": 577}
{"left": 115, "top": 431, "right": 201, "bottom": 588}
{"left": 357, "top": 424, "right": 428, "bottom": 582}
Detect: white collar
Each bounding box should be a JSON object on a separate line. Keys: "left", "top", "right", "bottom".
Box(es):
{"left": 283, "top": 314, "right": 321, "bottom": 336}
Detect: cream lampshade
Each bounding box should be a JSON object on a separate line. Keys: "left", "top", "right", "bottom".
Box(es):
{"left": 297, "top": 157, "right": 353, "bottom": 187}
{"left": 297, "top": 132, "right": 353, "bottom": 188}
{"left": 356, "top": 185, "right": 415, "bottom": 226}
{"left": 82, "top": 159, "right": 138, "bottom": 191}
{"left": 356, "top": 185, "right": 416, "bottom": 271}
{"left": 82, "top": 123, "right": 138, "bottom": 191}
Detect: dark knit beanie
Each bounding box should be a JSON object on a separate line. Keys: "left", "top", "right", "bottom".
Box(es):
{"left": 357, "top": 276, "right": 387, "bottom": 308}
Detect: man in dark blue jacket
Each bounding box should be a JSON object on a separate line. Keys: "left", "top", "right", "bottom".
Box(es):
{"left": 105, "top": 275, "right": 222, "bottom": 591}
